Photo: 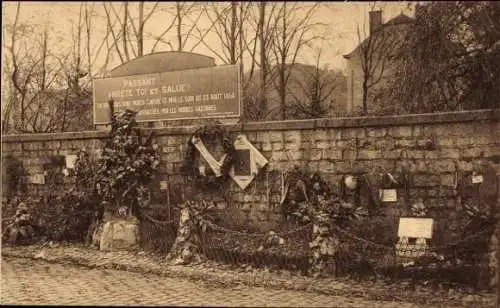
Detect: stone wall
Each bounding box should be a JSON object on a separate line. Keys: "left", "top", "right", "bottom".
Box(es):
{"left": 2, "top": 109, "right": 499, "bottom": 235}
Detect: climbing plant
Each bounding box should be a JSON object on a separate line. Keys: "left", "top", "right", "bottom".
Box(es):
{"left": 95, "top": 109, "right": 160, "bottom": 217}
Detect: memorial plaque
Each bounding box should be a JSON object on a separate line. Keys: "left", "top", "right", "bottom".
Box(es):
{"left": 27, "top": 174, "right": 45, "bottom": 185}
{"left": 397, "top": 217, "right": 434, "bottom": 239}
{"left": 229, "top": 134, "right": 268, "bottom": 190}
{"left": 379, "top": 189, "right": 398, "bottom": 202}
{"left": 93, "top": 64, "right": 241, "bottom": 124}
{"left": 234, "top": 149, "right": 252, "bottom": 176}
{"left": 472, "top": 173, "right": 484, "bottom": 184}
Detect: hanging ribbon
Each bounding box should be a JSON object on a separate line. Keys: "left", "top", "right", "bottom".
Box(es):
{"left": 191, "top": 136, "right": 227, "bottom": 177}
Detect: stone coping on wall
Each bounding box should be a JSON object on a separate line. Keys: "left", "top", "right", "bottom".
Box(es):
{"left": 2, "top": 109, "right": 498, "bottom": 143}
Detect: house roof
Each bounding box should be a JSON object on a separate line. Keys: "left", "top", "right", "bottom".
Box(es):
{"left": 343, "top": 13, "right": 414, "bottom": 59}
{"left": 384, "top": 13, "right": 414, "bottom": 26}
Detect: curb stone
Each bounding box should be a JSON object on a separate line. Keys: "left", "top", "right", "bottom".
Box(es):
{"left": 1, "top": 247, "right": 495, "bottom": 307}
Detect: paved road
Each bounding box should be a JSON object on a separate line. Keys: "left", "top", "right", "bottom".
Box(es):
{"left": 1, "top": 257, "right": 422, "bottom": 307}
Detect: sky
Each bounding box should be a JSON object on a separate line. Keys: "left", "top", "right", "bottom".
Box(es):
{"left": 2, "top": 1, "right": 415, "bottom": 75}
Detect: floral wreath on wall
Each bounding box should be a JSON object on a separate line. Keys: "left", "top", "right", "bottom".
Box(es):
{"left": 181, "top": 124, "right": 237, "bottom": 190}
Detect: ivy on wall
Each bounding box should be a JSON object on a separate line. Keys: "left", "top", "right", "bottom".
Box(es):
{"left": 96, "top": 109, "right": 160, "bottom": 217}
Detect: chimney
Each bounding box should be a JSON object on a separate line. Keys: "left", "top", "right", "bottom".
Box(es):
{"left": 369, "top": 10, "right": 383, "bottom": 34}
{"left": 414, "top": 4, "right": 425, "bottom": 20}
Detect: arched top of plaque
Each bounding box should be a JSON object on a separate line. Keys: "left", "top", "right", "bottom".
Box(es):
{"left": 109, "top": 51, "right": 216, "bottom": 77}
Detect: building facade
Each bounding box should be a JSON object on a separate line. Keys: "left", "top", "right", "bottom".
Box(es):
{"left": 343, "top": 10, "right": 414, "bottom": 115}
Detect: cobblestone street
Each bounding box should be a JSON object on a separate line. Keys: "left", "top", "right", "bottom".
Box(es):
{"left": 1, "top": 257, "right": 424, "bottom": 307}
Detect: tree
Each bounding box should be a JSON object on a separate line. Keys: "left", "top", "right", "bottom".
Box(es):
{"left": 269, "top": 3, "right": 323, "bottom": 120}
{"left": 287, "top": 50, "right": 342, "bottom": 119}
{"left": 256, "top": 2, "right": 274, "bottom": 121}
{"left": 2, "top": 2, "right": 93, "bottom": 134}
{"left": 240, "top": 2, "right": 281, "bottom": 122}
{"left": 200, "top": 2, "right": 252, "bottom": 121}
{"left": 199, "top": 2, "right": 280, "bottom": 122}
{"left": 198, "top": 3, "right": 240, "bottom": 64}
{"left": 387, "top": 2, "right": 500, "bottom": 113}
{"left": 173, "top": 2, "right": 204, "bottom": 52}
{"left": 2, "top": 2, "right": 207, "bottom": 133}
{"left": 355, "top": 12, "right": 404, "bottom": 115}
{"left": 193, "top": 2, "right": 279, "bottom": 122}
{"left": 147, "top": 3, "right": 209, "bottom": 53}
{"left": 102, "top": 1, "right": 160, "bottom": 62}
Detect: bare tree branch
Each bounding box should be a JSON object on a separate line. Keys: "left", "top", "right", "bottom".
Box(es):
{"left": 122, "top": 2, "right": 130, "bottom": 61}
{"left": 178, "top": 5, "right": 204, "bottom": 51}
{"left": 103, "top": 2, "right": 124, "bottom": 63}
{"left": 270, "top": 2, "right": 321, "bottom": 120}
{"left": 150, "top": 14, "right": 177, "bottom": 53}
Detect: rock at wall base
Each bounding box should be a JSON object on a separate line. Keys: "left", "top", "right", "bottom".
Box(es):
{"left": 99, "top": 217, "right": 140, "bottom": 251}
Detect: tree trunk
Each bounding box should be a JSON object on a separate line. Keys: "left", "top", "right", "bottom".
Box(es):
{"left": 259, "top": 2, "right": 267, "bottom": 118}
{"left": 230, "top": 2, "right": 237, "bottom": 64}
{"left": 238, "top": 2, "right": 244, "bottom": 71}
{"left": 176, "top": 2, "right": 182, "bottom": 51}
{"left": 138, "top": 1, "right": 144, "bottom": 57}
{"left": 280, "top": 4, "right": 287, "bottom": 120}
{"left": 239, "top": 2, "right": 244, "bottom": 122}
{"left": 280, "top": 68, "right": 286, "bottom": 120}
{"left": 123, "top": 2, "right": 130, "bottom": 61}
{"left": 362, "top": 78, "right": 369, "bottom": 115}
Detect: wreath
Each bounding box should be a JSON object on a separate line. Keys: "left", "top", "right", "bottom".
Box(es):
{"left": 181, "top": 124, "right": 237, "bottom": 190}
{"left": 280, "top": 167, "right": 332, "bottom": 222}
{"left": 281, "top": 166, "right": 366, "bottom": 227}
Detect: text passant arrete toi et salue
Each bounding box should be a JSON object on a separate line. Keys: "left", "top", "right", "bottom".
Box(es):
{"left": 109, "top": 82, "right": 189, "bottom": 98}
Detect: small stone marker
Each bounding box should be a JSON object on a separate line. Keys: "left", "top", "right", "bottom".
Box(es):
{"left": 395, "top": 217, "right": 434, "bottom": 263}
{"left": 99, "top": 217, "right": 140, "bottom": 251}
